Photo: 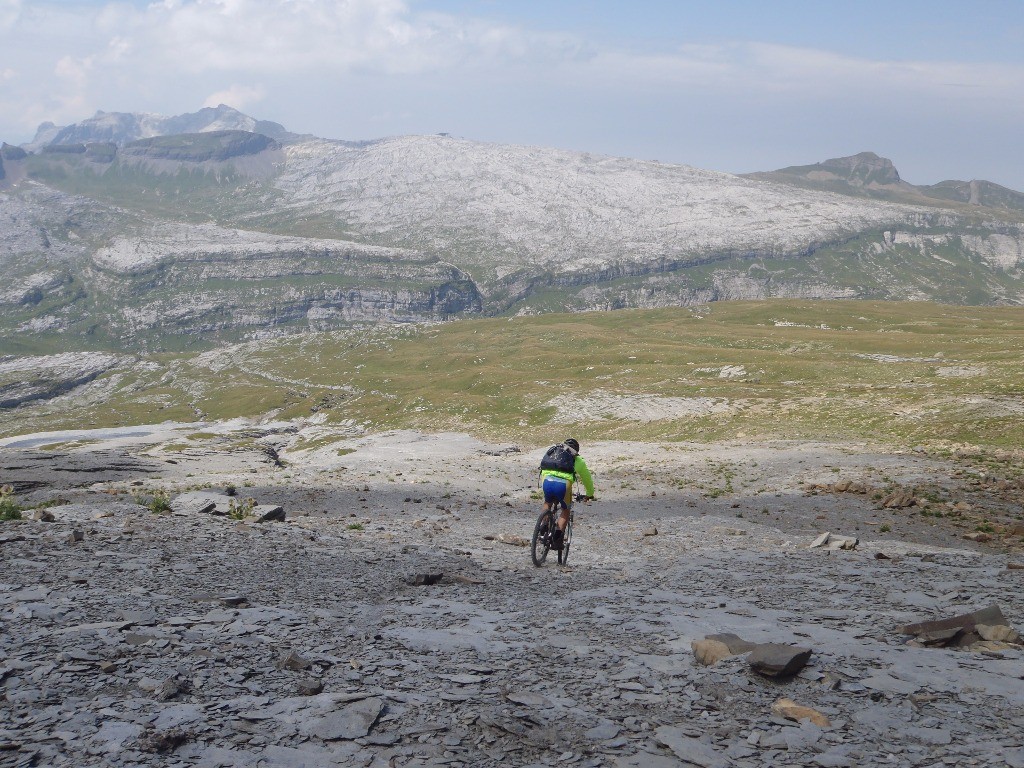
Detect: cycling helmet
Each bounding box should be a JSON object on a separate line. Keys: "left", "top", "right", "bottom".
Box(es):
{"left": 564, "top": 438, "right": 580, "bottom": 452}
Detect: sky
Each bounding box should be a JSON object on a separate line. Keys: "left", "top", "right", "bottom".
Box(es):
{"left": 1, "top": 0, "right": 1023, "bottom": 189}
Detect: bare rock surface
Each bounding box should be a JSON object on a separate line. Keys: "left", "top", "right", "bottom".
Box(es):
{"left": 1, "top": 429, "right": 1024, "bottom": 766}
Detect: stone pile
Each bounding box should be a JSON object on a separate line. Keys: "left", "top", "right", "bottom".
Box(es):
{"left": 901, "top": 604, "right": 1024, "bottom": 653}
{"left": 808, "top": 532, "right": 859, "bottom": 551}
{"left": 170, "top": 490, "right": 286, "bottom": 523}
{"left": 691, "top": 634, "right": 813, "bottom": 679}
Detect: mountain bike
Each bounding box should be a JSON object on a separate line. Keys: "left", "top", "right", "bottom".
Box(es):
{"left": 531, "top": 493, "right": 589, "bottom": 567}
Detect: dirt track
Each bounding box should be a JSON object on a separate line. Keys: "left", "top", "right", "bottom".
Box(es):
{"left": 2, "top": 431, "right": 1024, "bottom": 767}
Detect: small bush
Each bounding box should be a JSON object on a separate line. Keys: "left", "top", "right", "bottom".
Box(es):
{"left": 135, "top": 490, "right": 172, "bottom": 514}
{"left": 346, "top": 523, "right": 364, "bottom": 531}
{"left": 0, "top": 485, "right": 24, "bottom": 521}
{"left": 228, "top": 497, "right": 256, "bottom": 520}
{"left": 880, "top": 524, "right": 891, "bottom": 533}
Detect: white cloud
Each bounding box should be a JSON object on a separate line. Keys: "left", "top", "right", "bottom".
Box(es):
{"left": 20, "top": 1, "right": 1018, "bottom": 108}
{"left": 0, "top": 1, "right": 1022, "bottom": 188}
{"left": 134, "top": 0, "right": 467, "bottom": 74}
{"left": 203, "top": 84, "right": 265, "bottom": 110}
{"left": 0, "top": 0, "right": 588, "bottom": 138}
{"left": 59, "top": 0, "right": 583, "bottom": 77}
{"left": 0, "top": 0, "right": 19, "bottom": 32}
{"left": 54, "top": 55, "right": 93, "bottom": 88}
{"left": 591, "top": 41, "right": 1024, "bottom": 104}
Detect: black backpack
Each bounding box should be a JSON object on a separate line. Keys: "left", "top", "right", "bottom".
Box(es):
{"left": 540, "top": 443, "right": 577, "bottom": 474}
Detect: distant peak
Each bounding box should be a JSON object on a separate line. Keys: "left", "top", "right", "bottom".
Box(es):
{"left": 22, "top": 105, "right": 293, "bottom": 150}
{"left": 843, "top": 151, "right": 883, "bottom": 162}
{"left": 819, "top": 152, "right": 901, "bottom": 185}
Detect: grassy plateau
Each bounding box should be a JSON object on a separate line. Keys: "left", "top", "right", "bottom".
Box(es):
{"left": 3, "top": 300, "right": 1023, "bottom": 453}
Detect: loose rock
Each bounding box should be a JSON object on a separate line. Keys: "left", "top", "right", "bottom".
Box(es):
{"left": 278, "top": 650, "right": 313, "bottom": 671}
{"left": 772, "top": 698, "right": 831, "bottom": 728}
{"left": 405, "top": 573, "right": 443, "bottom": 586}
{"left": 297, "top": 678, "right": 324, "bottom": 696}
{"left": 692, "top": 632, "right": 757, "bottom": 666}
{"left": 496, "top": 533, "right": 529, "bottom": 547}
{"left": 747, "top": 643, "right": 812, "bottom": 678}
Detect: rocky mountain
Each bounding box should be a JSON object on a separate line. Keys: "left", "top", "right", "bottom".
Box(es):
{"left": 1, "top": 108, "right": 1023, "bottom": 354}
{"left": 22, "top": 104, "right": 295, "bottom": 151}
{"left": 745, "top": 152, "right": 1024, "bottom": 215}
{"left": 917, "top": 178, "right": 1024, "bottom": 211}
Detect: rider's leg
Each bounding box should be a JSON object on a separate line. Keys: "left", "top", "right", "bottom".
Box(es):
{"left": 557, "top": 506, "right": 570, "bottom": 531}
{"left": 556, "top": 480, "right": 572, "bottom": 531}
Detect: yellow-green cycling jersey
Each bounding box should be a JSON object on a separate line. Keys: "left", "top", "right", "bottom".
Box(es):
{"left": 539, "top": 455, "right": 595, "bottom": 498}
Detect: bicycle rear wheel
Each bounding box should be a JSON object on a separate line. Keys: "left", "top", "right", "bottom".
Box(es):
{"left": 531, "top": 510, "right": 553, "bottom": 566}
{"left": 559, "top": 516, "right": 573, "bottom": 566}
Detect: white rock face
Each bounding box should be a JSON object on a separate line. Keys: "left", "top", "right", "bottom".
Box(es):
{"left": 0, "top": 352, "right": 120, "bottom": 377}
{"left": 276, "top": 135, "right": 928, "bottom": 275}
{"left": 0, "top": 352, "right": 123, "bottom": 408}
{"left": 0, "top": 193, "right": 61, "bottom": 257}
{"left": 91, "top": 222, "right": 414, "bottom": 274}
{"left": 0, "top": 271, "right": 63, "bottom": 305}
{"left": 962, "top": 233, "right": 1023, "bottom": 271}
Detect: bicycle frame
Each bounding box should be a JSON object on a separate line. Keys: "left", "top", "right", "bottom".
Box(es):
{"left": 531, "top": 492, "right": 586, "bottom": 567}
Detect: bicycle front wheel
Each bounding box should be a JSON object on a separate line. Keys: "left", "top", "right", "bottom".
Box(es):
{"left": 531, "top": 510, "right": 553, "bottom": 567}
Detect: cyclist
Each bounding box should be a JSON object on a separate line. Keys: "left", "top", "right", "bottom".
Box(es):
{"left": 539, "top": 438, "right": 595, "bottom": 550}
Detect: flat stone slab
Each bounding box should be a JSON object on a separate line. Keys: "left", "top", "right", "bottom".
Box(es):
{"left": 310, "top": 697, "right": 384, "bottom": 740}
{"left": 861, "top": 672, "right": 921, "bottom": 695}
{"left": 171, "top": 491, "right": 232, "bottom": 516}
{"left": 900, "top": 604, "right": 1006, "bottom": 637}
{"left": 653, "top": 726, "right": 731, "bottom": 768}
{"left": 253, "top": 504, "right": 285, "bottom": 522}
{"left": 0, "top": 448, "right": 160, "bottom": 493}
{"left": 586, "top": 723, "right": 621, "bottom": 741}
{"left": 507, "top": 692, "right": 554, "bottom": 708}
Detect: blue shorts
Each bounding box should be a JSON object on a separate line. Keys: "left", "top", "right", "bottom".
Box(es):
{"left": 542, "top": 475, "right": 572, "bottom": 509}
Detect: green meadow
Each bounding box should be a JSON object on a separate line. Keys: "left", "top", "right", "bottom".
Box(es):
{"left": 3, "top": 300, "right": 1023, "bottom": 451}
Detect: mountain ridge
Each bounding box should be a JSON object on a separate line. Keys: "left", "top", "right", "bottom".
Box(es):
{"left": 1, "top": 106, "right": 1022, "bottom": 355}
{"left": 744, "top": 151, "right": 1024, "bottom": 215}
{"left": 23, "top": 109, "right": 1024, "bottom": 205}
{"left": 22, "top": 105, "right": 297, "bottom": 151}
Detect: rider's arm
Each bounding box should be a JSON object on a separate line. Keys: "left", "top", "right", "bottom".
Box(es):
{"left": 574, "top": 456, "right": 595, "bottom": 498}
